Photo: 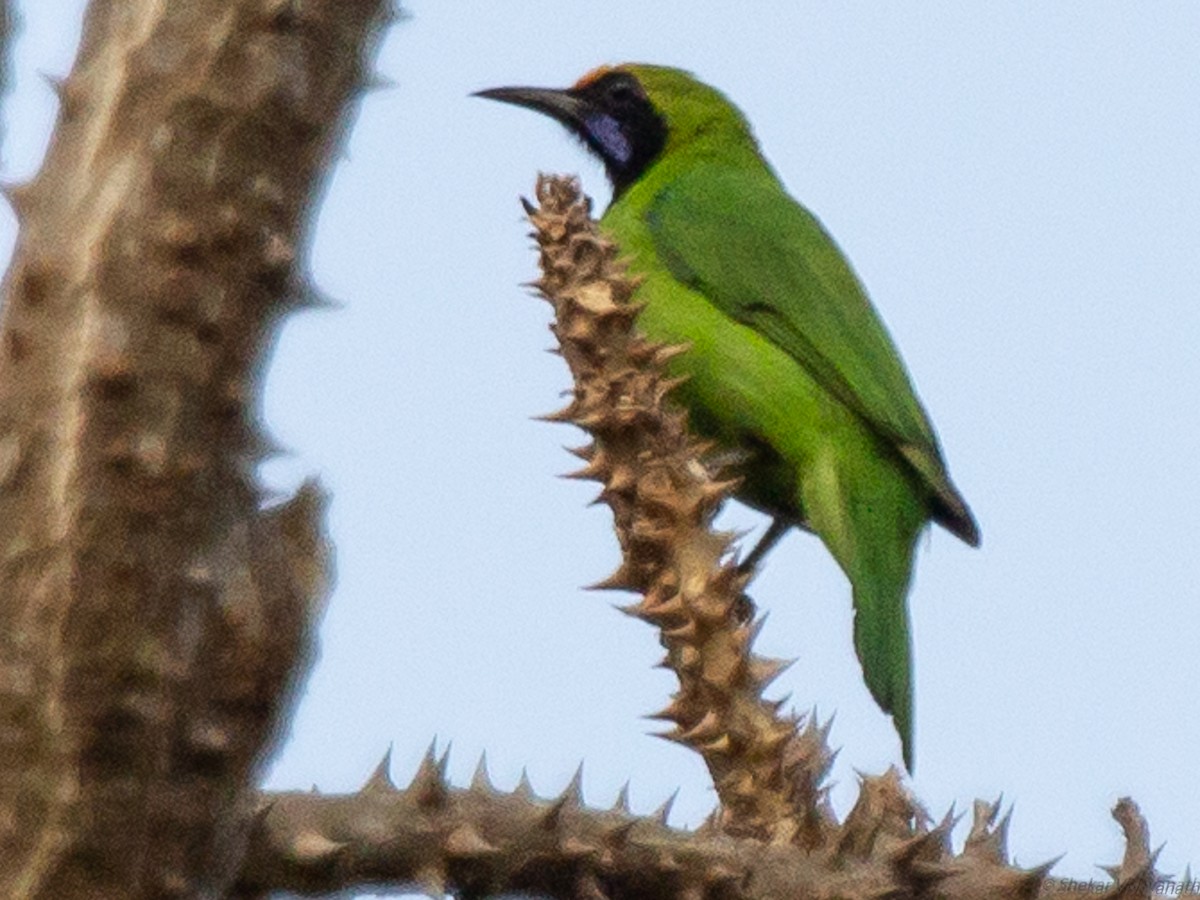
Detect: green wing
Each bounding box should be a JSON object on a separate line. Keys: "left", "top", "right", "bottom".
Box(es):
{"left": 646, "top": 163, "right": 978, "bottom": 545}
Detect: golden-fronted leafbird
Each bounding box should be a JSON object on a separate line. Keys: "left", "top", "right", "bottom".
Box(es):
{"left": 477, "top": 64, "right": 980, "bottom": 770}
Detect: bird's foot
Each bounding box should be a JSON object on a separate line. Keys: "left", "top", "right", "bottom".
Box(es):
{"left": 733, "top": 592, "right": 756, "bottom": 624}
{"left": 738, "top": 517, "right": 791, "bottom": 575}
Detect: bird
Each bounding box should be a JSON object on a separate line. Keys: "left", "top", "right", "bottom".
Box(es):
{"left": 476, "top": 64, "right": 979, "bottom": 770}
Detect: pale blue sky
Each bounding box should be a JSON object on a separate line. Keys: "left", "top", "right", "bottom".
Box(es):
{"left": 4, "top": 1, "right": 1199, "bottom": 887}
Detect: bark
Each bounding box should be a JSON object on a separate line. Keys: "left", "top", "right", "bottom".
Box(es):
{"left": 0, "top": 1, "right": 387, "bottom": 896}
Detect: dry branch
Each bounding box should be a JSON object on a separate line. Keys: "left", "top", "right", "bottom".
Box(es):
{"left": 527, "top": 175, "right": 838, "bottom": 847}
{"left": 238, "top": 748, "right": 1162, "bottom": 900}
{"left": 238, "top": 178, "right": 1166, "bottom": 899}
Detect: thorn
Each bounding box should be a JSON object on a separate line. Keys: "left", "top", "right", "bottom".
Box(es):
{"left": 533, "top": 405, "right": 577, "bottom": 424}
{"left": 656, "top": 374, "right": 691, "bottom": 398}
{"left": 539, "top": 794, "right": 569, "bottom": 832}
{"left": 564, "top": 442, "right": 595, "bottom": 461}
{"left": 698, "top": 477, "right": 742, "bottom": 507}
{"left": 937, "top": 804, "right": 963, "bottom": 836}
{"left": 1012, "top": 855, "right": 1062, "bottom": 897}
{"left": 292, "top": 830, "right": 347, "bottom": 865}
{"left": 823, "top": 749, "right": 842, "bottom": 778}
{"left": 560, "top": 835, "right": 597, "bottom": 860}
{"left": 417, "top": 738, "right": 438, "bottom": 769}
{"left": 1150, "top": 842, "right": 1166, "bottom": 869}
{"left": 637, "top": 590, "right": 686, "bottom": 624}
{"left": 291, "top": 280, "right": 343, "bottom": 311}
{"left": 818, "top": 711, "right": 837, "bottom": 743}
{"left": 562, "top": 462, "right": 605, "bottom": 482}
{"left": 612, "top": 781, "right": 631, "bottom": 814}
{"left": 0, "top": 180, "right": 34, "bottom": 217}
{"left": 363, "top": 72, "right": 397, "bottom": 92}
{"left": 361, "top": 745, "right": 396, "bottom": 794}
{"left": 39, "top": 71, "right": 66, "bottom": 99}
{"left": 515, "top": 767, "right": 535, "bottom": 799}
{"left": 653, "top": 726, "right": 686, "bottom": 746}
{"left": 586, "top": 564, "right": 640, "bottom": 592}
{"left": 967, "top": 798, "right": 994, "bottom": 841}
{"left": 471, "top": 751, "right": 493, "bottom": 791}
{"left": 886, "top": 809, "right": 959, "bottom": 869}
{"left": 653, "top": 788, "right": 679, "bottom": 826}
{"left": 747, "top": 611, "right": 770, "bottom": 643}
{"left": 995, "top": 803, "right": 1013, "bottom": 841}
{"left": 445, "top": 824, "right": 499, "bottom": 858}
{"left": 616, "top": 600, "right": 647, "bottom": 619}
{"left": 644, "top": 697, "right": 688, "bottom": 724}
{"left": 411, "top": 739, "right": 449, "bottom": 809}
{"left": 561, "top": 762, "right": 584, "bottom": 806}
{"left": 747, "top": 655, "right": 796, "bottom": 689}
{"left": 679, "top": 711, "right": 724, "bottom": 744}
{"left": 966, "top": 802, "right": 1013, "bottom": 862}
{"left": 766, "top": 693, "right": 792, "bottom": 715}
{"left": 652, "top": 342, "right": 692, "bottom": 366}
{"left": 242, "top": 427, "right": 287, "bottom": 464}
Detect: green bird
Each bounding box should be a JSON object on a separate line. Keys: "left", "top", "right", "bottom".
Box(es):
{"left": 477, "top": 64, "right": 979, "bottom": 770}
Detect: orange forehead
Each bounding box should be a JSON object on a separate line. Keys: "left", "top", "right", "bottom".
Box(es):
{"left": 572, "top": 65, "right": 621, "bottom": 89}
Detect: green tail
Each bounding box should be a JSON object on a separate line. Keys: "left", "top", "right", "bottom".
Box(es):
{"left": 800, "top": 453, "right": 925, "bottom": 771}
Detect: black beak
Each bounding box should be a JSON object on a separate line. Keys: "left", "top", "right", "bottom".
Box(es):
{"left": 473, "top": 86, "right": 585, "bottom": 128}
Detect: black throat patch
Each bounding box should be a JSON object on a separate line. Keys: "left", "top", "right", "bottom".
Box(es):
{"left": 569, "top": 71, "right": 667, "bottom": 198}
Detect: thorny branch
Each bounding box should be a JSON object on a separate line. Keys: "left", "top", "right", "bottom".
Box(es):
{"left": 234, "top": 178, "right": 1170, "bottom": 900}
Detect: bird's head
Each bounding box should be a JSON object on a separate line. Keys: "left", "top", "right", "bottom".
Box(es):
{"left": 475, "top": 64, "right": 758, "bottom": 198}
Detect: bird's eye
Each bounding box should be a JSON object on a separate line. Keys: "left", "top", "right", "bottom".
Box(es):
{"left": 606, "top": 80, "right": 637, "bottom": 104}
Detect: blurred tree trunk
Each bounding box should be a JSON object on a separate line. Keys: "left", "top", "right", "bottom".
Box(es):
{"left": 0, "top": 1, "right": 386, "bottom": 896}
